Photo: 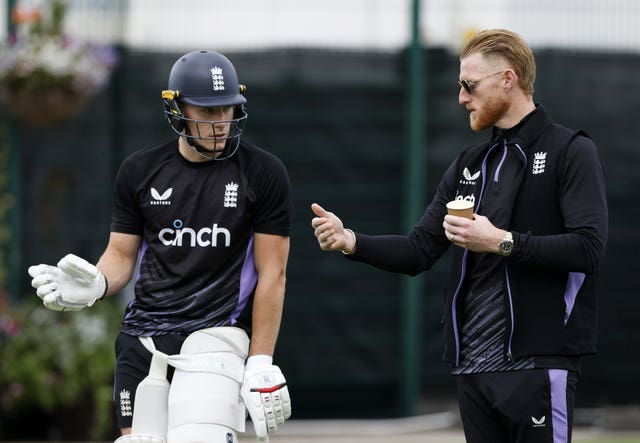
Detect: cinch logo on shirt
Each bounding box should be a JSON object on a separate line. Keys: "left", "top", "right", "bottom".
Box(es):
{"left": 159, "top": 219, "right": 231, "bottom": 247}
{"left": 453, "top": 193, "right": 476, "bottom": 206}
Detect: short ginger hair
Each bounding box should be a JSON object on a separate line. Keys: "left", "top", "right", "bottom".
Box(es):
{"left": 461, "top": 29, "right": 536, "bottom": 96}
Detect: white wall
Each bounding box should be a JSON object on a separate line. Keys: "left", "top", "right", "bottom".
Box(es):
{"left": 424, "top": 0, "right": 640, "bottom": 52}
{"left": 121, "top": 0, "right": 411, "bottom": 52}
{"left": 2, "top": 0, "right": 640, "bottom": 53}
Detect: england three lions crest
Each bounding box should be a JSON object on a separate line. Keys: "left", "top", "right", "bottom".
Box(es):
{"left": 532, "top": 152, "right": 547, "bottom": 175}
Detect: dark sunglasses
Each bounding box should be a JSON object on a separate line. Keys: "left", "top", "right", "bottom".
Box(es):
{"left": 458, "top": 70, "right": 505, "bottom": 94}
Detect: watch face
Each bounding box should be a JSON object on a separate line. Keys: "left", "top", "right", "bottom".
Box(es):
{"left": 500, "top": 238, "right": 513, "bottom": 256}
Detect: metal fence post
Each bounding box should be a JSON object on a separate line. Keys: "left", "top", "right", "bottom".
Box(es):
{"left": 401, "top": 0, "right": 426, "bottom": 416}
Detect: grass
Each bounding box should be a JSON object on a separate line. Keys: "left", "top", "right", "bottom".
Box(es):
{"left": 579, "top": 440, "right": 640, "bottom": 443}
{"left": 576, "top": 436, "right": 640, "bottom": 443}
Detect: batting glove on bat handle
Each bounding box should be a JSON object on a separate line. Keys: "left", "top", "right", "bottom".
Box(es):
{"left": 28, "top": 254, "right": 108, "bottom": 311}
{"left": 241, "top": 355, "right": 292, "bottom": 442}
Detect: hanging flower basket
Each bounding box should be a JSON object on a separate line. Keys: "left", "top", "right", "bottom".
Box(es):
{"left": 0, "top": 0, "right": 118, "bottom": 127}
{"left": 4, "top": 88, "right": 90, "bottom": 127}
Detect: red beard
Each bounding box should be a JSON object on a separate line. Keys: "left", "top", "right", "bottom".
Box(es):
{"left": 470, "top": 92, "right": 510, "bottom": 132}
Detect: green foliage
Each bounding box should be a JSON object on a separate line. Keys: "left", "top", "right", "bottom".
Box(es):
{"left": 0, "top": 299, "right": 122, "bottom": 439}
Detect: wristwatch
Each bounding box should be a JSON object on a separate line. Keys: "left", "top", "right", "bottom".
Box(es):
{"left": 498, "top": 232, "right": 514, "bottom": 257}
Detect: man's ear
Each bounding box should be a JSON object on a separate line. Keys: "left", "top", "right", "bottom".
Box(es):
{"left": 503, "top": 69, "right": 517, "bottom": 90}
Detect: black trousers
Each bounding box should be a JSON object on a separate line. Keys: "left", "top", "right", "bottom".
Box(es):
{"left": 456, "top": 369, "right": 579, "bottom": 443}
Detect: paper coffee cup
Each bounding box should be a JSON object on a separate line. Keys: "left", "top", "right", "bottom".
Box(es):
{"left": 446, "top": 200, "right": 474, "bottom": 219}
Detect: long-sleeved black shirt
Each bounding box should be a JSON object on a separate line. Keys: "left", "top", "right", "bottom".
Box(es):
{"left": 348, "top": 105, "right": 608, "bottom": 366}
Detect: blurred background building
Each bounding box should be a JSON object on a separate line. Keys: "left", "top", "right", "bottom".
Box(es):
{"left": 1, "top": 0, "right": 639, "bottom": 440}
{"left": 4, "top": 0, "right": 640, "bottom": 52}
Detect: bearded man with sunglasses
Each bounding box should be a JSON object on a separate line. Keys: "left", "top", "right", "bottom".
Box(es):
{"left": 311, "top": 29, "right": 607, "bottom": 443}
{"left": 28, "top": 50, "right": 292, "bottom": 442}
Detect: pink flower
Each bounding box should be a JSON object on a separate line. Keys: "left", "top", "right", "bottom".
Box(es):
{"left": 8, "top": 381, "right": 24, "bottom": 398}
{"left": 0, "top": 315, "right": 20, "bottom": 337}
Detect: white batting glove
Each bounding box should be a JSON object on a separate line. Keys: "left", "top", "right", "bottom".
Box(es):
{"left": 28, "top": 254, "right": 107, "bottom": 311}
{"left": 241, "top": 355, "right": 292, "bottom": 442}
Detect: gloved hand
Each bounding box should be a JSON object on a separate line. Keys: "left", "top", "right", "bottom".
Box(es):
{"left": 241, "top": 355, "right": 292, "bottom": 442}
{"left": 28, "top": 254, "right": 107, "bottom": 311}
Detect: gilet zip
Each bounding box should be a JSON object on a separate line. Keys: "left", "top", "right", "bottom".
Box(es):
{"left": 451, "top": 139, "right": 527, "bottom": 366}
